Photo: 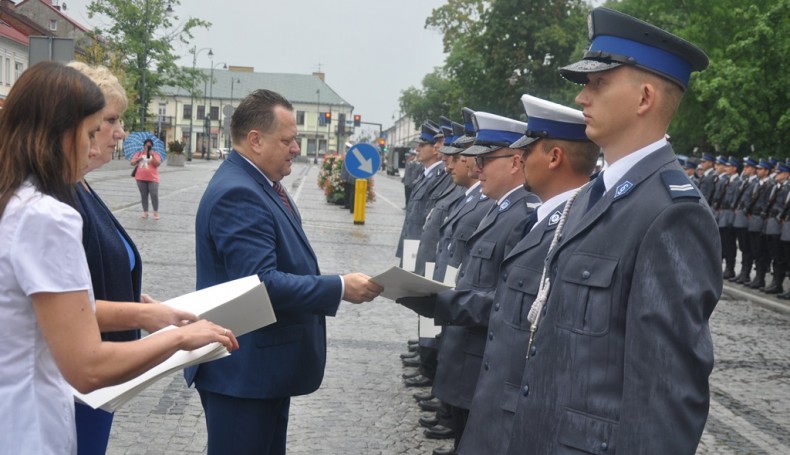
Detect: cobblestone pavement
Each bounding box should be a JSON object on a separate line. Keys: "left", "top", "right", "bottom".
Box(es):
{"left": 87, "top": 158, "right": 789, "bottom": 454}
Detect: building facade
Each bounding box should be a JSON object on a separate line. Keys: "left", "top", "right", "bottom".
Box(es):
{"left": 384, "top": 113, "right": 419, "bottom": 148}
{"left": 152, "top": 67, "right": 355, "bottom": 159}
{"left": 0, "top": 18, "right": 28, "bottom": 101}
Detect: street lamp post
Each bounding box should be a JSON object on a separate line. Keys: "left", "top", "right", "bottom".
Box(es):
{"left": 189, "top": 46, "right": 212, "bottom": 161}
{"left": 314, "top": 88, "right": 320, "bottom": 164}
{"left": 206, "top": 60, "right": 226, "bottom": 160}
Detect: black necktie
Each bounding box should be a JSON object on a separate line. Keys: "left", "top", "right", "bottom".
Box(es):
{"left": 586, "top": 171, "right": 606, "bottom": 213}
{"left": 273, "top": 181, "right": 294, "bottom": 215}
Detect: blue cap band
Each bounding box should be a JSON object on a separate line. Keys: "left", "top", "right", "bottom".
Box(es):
{"left": 527, "top": 116, "right": 588, "bottom": 141}
{"left": 464, "top": 120, "right": 475, "bottom": 135}
{"left": 475, "top": 129, "right": 524, "bottom": 147}
{"left": 590, "top": 35, "right": 693, "bottom": 87}
{"left": 420, "top": 132, "right": 436, "bottom": 143}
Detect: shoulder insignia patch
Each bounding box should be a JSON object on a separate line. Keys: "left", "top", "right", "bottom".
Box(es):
{"left": 614, "top": 181, "right": 634, "bottom": 200}
{"left": 661, "top": 170, "right": 701, "bottom": 200}
{"left": 499, "top": 199, "right": 511, "bottom": 211}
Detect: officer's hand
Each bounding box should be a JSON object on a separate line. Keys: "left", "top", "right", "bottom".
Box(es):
{"left": 395, "top": 295, "right": 437, "bottom": 318}
{"left": 342, "top": 273, "right": 384, "bottom": 304}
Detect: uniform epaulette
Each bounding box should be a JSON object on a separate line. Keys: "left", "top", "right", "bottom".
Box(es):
{"left": 661, "top": 170, "right": 701, "bottom": 200}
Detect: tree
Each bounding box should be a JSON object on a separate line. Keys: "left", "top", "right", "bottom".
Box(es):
{"left": 402, "top": 0, "right": 590, "bottom": 124}
{"left": 86, "top": 0, "right": 210, "bottom": 131}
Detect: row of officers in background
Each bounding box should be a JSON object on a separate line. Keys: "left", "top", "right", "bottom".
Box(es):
{"left": 688, "top": 154, "right": 790, "bottom": 298}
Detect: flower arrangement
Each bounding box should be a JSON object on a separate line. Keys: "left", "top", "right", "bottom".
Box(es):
{"left": 316, "top": 154, "right": 376, "bottom": 204}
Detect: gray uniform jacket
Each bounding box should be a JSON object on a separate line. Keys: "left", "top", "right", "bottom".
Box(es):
{"left": 698, "top": 168, "right": 718, "bottom": 204}
{"left": 779, "top": 190, "right": 790, "bottom": 241}
{"left": 396, "top": 163, "right": 448, "bottom": 260}
{"left": 433, "top": 185, "right": 494, "bottom": 282}
{"left": 403, "top": 160, "right": 423, "bottom": 189}
{"left": 432, "top": 187, "right": 540, "bottom": 409}
{"left": 716, "top": 174, "right": 738, "bottom": 227}
{"left": 747, "top": 178, "right": 774, "bottom": 232}
{"left": 764, "top": 181, "right": 790, "bottom": 236}
{"left": 732, "top": 175, "right": 758, "bottom": 229}
{"left": 505, "top": 145, "right": 722, "bottom": 455}
{"left": 415, "top": 182, "right": 465, "bottom": 277}
{"left": 457, "top": 204, "right": 563, "bottom": 455}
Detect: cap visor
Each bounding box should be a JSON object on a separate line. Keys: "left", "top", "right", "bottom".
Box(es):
{"left": 453, "top": 135, "right": 476, "bottom": 145}
{"left": 440, "top": 145, "right": 463, "bottom": 155}
{"left": 510, "top": 135, "right": 539, "bottom": 149}
{"left": 559, "top": 60, "right": 623, "bottom": 84}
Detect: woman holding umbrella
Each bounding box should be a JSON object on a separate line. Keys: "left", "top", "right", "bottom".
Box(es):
{"left": 131, "top": 137, "right": 161, "bottom": 219}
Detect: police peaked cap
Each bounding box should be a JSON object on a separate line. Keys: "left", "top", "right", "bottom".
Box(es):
{"left": 511, "top": 94, "right": 589, "bottom": 149}
{"left": 441, "top": 122, "right": 467, "bottom": 155}
{"left": 417, "top": 123, "right": 441, "bottom": 144}
{"left": 560, "top": 7, "right": 709, "bottom": 90}
{"left": 463, "top": 112, "right": 528, "bottom": 156}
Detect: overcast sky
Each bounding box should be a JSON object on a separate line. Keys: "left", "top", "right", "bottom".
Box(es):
{"left": 63, "top": 0, "right": 447, "bottom": 138}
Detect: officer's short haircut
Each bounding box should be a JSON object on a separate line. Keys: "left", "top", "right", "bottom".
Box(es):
{"left": 540, "top": 139, "right": 600, "bottom": 176}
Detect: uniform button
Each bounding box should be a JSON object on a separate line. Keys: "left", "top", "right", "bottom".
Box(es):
{"left": 477, "top": 247, "right": 482, "bottom": 253}
{"left": 522, "top": 384, "right": 530, "bottom": 397}
{"left": 503, "top": 272, "right": 508, "bottom": 281}
{"left": 600, "top": 442, "right": 608, "bottom": 452}
{"left": 483, "top": 362, "right": 489, "bottom": 371}
{"left": 530, "top": 345, "right": 537, "bottom": 357}
{"left": 459, "top": 271, "right": 465, "bottom": 277}
{"left": 494, "top": 303, "right": 500, "bottom": 312}
{"left": 518, "top": 279, "right": 524, "bottom": 287}
{"left": 552, "top": 266, "right": 558, "bottom": 274}
{"left": 488, "top": 331, "right": 494, "bottom": 341}
{"left": 582, "top": 270, "right": 591, "bottom": 279}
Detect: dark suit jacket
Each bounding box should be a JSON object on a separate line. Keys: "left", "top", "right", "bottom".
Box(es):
{"left": 458, "top": 204, "right": 562, "bottom": 455}
{"left": 185, "top": 151, "right": 342, "bottom": 399}
{"left": 432, "top": 187, "right": 539, "bottom": 409}
{"left": 74, "top": 183, "right": 142, "bottom": 342}
{"left": 506, "top": 145, "right": 722, "bottom": 455}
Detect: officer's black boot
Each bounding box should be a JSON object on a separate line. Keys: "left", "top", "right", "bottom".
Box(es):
{"left": 747, "top": 273, "right": 765, "bottom": 289}
{"left": 723, "top": 264, "right": 736, "bottom": 280}
{"left": 735, "top": 269, "right": 750, "bottom": 284}
{"left": 763, "top": 269, "right": 785, "bottom": 294}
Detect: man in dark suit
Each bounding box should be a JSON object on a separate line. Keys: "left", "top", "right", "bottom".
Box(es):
{"left": 505, "top": 8, "right": 721, "bottom": 454}
{"left": 186, "top": 89, "right": 382, "bottom": 455}
{"left": 457, "top": 94, "right": 598, "bottom": 455}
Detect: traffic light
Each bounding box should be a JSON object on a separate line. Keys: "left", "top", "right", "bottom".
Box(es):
{"left": 353, "top": 114, "right": 361, "bottom": 127}
{"left": 324, "top": 112, "right": 332, "bottom": 124}
{"left": 377, "top": 137, "right": 385, "bottom": 148}
{"left": 338, "top": 113, "right": 346, "bottom": 135}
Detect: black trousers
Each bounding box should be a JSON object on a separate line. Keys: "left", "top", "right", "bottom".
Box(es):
{"left": 735, "top": 227, "right": 752, "bottom": 274}
{"left": 767, "top": 234, "right": 786, "bottom": 284}
{"left": 749, "top": 229, "right": 769, "bottom": 275}
{"left": 720, "top": 226, "right": 736, "bottom": 269}
{"left": 450, "top": 405, "right": 470, "bottom": 450}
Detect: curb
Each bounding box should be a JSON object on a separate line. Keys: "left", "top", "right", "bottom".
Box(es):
{"left": 722, "top": 283, "right": 790, "bottom": 315}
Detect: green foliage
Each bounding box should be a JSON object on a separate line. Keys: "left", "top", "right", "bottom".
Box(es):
{"left": 86, "top": 0, "right": 210, "bottom": 131}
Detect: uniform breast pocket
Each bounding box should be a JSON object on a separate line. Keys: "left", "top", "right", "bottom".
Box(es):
{"left": 465, "top": 239, "right": 497, "bottom": 288}
{"left": 556, "top": 253, "right": 618, "bottom": 336}
{"left": 502, "top": 265, "right": 541, "bottom": 329}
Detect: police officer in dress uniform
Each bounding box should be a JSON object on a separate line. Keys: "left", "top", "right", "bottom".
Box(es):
{"left": 715, "top": 156, "right": 740, "bottom": 279}
{"left": 457, "top": 95, "right": 598, "bottom": 455}
{"left": 745, "top": 159, "right": 774, "bottom": 289}
{"left": 777, "top": 159, "right": 790, "bottom": 299}
{"left": 759, "top": 162, "right": 790, "bottom": 294}
{"left": 505, "top": 8, "right": 720, "bottom": 454}
{"left": 684, "top": 158, "right": 700, "bottom": 186}
{"left": 427, "top": 111, "right": 540, "bottom": 454}
{"left": 403, "top": 151, "right": 423, "bottom": 204}
{"left": 698, "top": 152, "right": 718, "bottom": 204}
{"left": 731, "top": 157, "right": 759, "bottom": 283}
{"left": 396, "top": 122, "right": 448, "bottom": 267}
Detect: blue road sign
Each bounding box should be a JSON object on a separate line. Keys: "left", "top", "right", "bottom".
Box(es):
{"left": 344, "top": 143, "right": 381, "bottom": 179}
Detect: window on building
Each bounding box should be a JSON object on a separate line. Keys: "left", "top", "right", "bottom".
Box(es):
{"left": 5, "top": 59, "right": 10, "bottom": 86}
{"left": 49, "top": 20, "right": 58, "bottom": 31}
{"left": 210, "top": 106, "right": 219, "bottom": 121}
{"left": 296, "top": 110, "right": 305, "bottom": 125}
{"left": 14, "top": 61, "right": 23, "bottom": 81}
{"left": 197, "top": 105, "right": 205, "bottom": 120}
{"left": 183, "top": 104, "right": 192, "bottom": 120}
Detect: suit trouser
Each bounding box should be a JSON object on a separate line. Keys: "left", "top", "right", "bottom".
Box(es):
{"left": 735, "top": 227, "right": 752, "bottom": 274}
{"left": 720, "top": 226, "right": 736, "bottom": 269}
{"left": 199, "top": 389, "right": 290, "bottom": 455}
{"left": 451, "top": 405, "right": 470, "bottom": 450}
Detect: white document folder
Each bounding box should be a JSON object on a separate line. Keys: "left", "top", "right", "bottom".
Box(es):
{"left": 74, "top": 275, "right": 276, "bottom": 412}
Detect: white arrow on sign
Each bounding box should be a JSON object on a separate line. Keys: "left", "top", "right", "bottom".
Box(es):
{"left": 352, "top": 148, "right": 373, "bottom": 174}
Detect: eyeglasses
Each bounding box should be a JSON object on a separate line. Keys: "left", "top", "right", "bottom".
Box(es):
{"left": 475, "top": 154, "right": 516, "bottom": 169}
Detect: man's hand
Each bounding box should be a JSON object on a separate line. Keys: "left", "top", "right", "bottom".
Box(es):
{"left": 395, "top": 295, "right": 437, "bottom": 318}
{"left": 342, "top": 272, "right": 384, "bottom": 304}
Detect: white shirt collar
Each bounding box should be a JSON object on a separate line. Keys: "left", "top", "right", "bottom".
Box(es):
{"left": 601, "top": 138, "right": 668, "bottom": 192}
{"left": 465, "top": 180, "right": 481, "bottom": 196}
{"left": 239, "top": 152, "right": 275, "bottom": 186}
{"left": 424, "top": 160, "right": 442, "bottom": 177}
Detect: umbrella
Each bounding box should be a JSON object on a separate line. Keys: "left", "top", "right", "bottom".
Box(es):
{"left": 123, "top": 131, "right": 167, "bottom": 161}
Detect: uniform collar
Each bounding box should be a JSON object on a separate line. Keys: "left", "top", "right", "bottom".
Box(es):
{"left": 423, "top": 160, "right": 442, "bottom": 177}
{"left": 465, "top": 180, "right": 481, "bottom": 196}
{"left": 497, "top": 185, "right": 524, "bottom": 206}
{"left": 601, "top": 138, "right": 668, "bottom": 192}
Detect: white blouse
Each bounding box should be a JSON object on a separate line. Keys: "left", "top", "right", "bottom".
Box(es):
{"left": 0, "top": 180, "right": 94, "bottom": 455}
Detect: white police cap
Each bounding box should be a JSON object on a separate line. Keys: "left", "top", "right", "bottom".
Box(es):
{"left": 463, "top": 112, "right": 528, "bottom": 156}
{"left": 511, "top": 94, "right": 589, "bottom": 148}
